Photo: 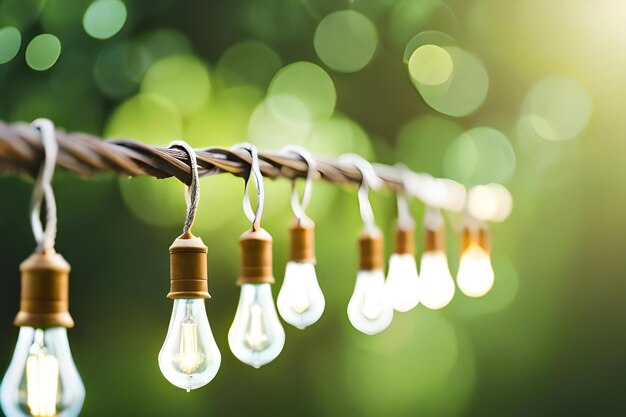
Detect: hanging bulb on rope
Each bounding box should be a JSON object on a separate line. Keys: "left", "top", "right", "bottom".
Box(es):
{"left": 341, "top": 154, "right": 393, "bottom": 335}
{"left": 228, "top": 144, "right": 285, "bottom": 368}
{"left": 457, "top": 226, "right": 494, "bottom": 297}
{"left": 1, "top": 119, "right": 85, "bottom": 417}
{"left": 277, "top": 146, "right": 325, "bottom": 329}
{"left": 158, "top": 141, "right": 221, "bottom": 392}
{"left": 417, "top": 208, "right": 455, "bottom": 310}
{"left": 385, "top": 191, "right": 420, "bottom": 312}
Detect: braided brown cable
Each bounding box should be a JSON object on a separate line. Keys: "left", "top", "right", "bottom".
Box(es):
{"left": 0, "top": 120, "right": 411, "bottom": 187}
{"left": 0, "top": 121, "right": 494, "bottom": 212}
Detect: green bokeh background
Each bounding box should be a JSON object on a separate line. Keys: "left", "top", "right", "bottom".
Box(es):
{"left": 1, "top": 0, "right": 625, "bottom": 416}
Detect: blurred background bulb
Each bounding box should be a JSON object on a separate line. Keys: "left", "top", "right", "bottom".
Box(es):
{"left": 385, "top": 254, "right": 420, "bottom": 312}
{"left": 417, "top": 251, "right": 456, "bottom": 309}
{"left": 348, "top": 270, "right": 393, "bottom": 335}
{"left": 277, "top": 262, "right": 325, "bottom": 329}
{"left": 229, "top": 283, "right": 285, "bottom": 368}
{"left": 159, "top": 299, "right": 221, "bottom": 391}
{"left": 1, "top": 327, "right": 85, "bottom": 417}
{"left": 457, "top": 244, "right": 494, "bottom": 297}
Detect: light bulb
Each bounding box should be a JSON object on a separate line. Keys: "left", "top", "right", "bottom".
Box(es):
{"left": 158, "top": 299, "right": 221, "bottom": 391}
{"left": 385, "top": 253, "right": 420, "bottom": 312}
{"left": 277, "top": 261, "right": 325, "bottom": 329}
{"left": 348, "top": 270, "right": 393, "bottom": 335}
{"left": 418, "top": 250, "right": 455, "bottom": 309}
{"left": 228, "top": 283, "right": 285, "bottom": 368}
{"left": 1, "top": 327, "right": 85, "bottom": 417}
{"left": 457, "top": 244, "right": 494, "bottom": 297}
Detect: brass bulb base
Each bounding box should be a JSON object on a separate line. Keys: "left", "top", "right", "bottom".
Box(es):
{"left": 289, "top": 218, "right": 316, "bottom": 264}
{"left": 359, "top": 228, "right": 384, "bottom": 271}
{"left": 168, "top": 231, "right": 210, "bottom": 299}
{"left": 238, "top": 228, "right": 275, "bottom": 285}
{"left": 394, "top": 226, "right": 415, "bottom": 255}
{"left": 15, "top": 249, "right": 74, "bottom": 328}
{"left": 462, "top": 227, "right": 491, "bottom": 253}
{"left": 424, "top": 227, "right": 445, "bottom": 252}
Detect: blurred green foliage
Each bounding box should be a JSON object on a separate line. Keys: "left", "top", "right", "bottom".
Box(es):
{"left": 1, "top": 0, "right": 626, "bottom": 416}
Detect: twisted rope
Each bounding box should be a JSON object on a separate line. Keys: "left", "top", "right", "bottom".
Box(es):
{"left": 0, "top": 120, "right": 497, "bottom": 216}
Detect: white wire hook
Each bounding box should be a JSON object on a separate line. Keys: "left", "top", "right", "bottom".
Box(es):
{"left": 168, "top": 141, "right": 199, "bottom": 235}
{"left": 31, "top": 118, "right": 59, "bottom": 252}
{"left": 282, "top": 145, "right": 316, "bottom": 222}
{"left": 395, "top": 164, "right": 415, "bottom": 231}
{"left": 339, "top": 153, "right": 383, "bottom": 230}
{"left": 232, "top": 143, "right": 264, "bottom": 231}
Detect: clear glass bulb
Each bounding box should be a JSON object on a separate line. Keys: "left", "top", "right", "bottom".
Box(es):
{"left": 228, "top": 283, "right": 285, "bottom": 368}
{"left": 1, "top": 327, "right": 85, "bottom": 417}
{"left": 348, "top": 270, "right": 393, "bottom": 335}
{"left": 456, "top": 245, "right": 494, "bottom": 297}
{"left": 158, "top": 299, "right": 221, "bottom": 392}
{"left": 277, "top": 261, "right": 325, "bottom": 329}
{"left": 385, "top": 254, "right": 420, "bottom": 312}
{"left": 418, "top": 251, "right": 455, "bottom": 309}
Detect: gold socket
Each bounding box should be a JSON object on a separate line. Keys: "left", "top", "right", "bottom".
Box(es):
{"left": 289, "top": 218, "right": 316, "bottom": 264}
{"left": 168, "top": 231, "right": 210, "bottom": 299}
{"left": 238, "top": 228, "right": 275, "bottom": 285}
{"left": 394, "top": 226, "right": 415, "bottom": 255}
{"left": 424, "top": 227, "right": 445, "bottom": 252}
{"left": 15, "top": 249, "right": 74, "bottom": 328}
{"left": 359, "top": 228, "right": 384, "bottom": 271}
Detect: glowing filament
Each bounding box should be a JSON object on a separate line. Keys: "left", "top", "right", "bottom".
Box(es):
{"left": 178, "top": 321, "right": 204, "bottom": 375}
{"left": 245, "top": 303, "right": 268, "bottom": 351}
{"left": 289, "top": 283, "right": 310, "bottom": 314}
{"left": 362, "top": 292, "right": 381, "bottom": 320}
{"left": 26, "top": 331, "right": 59, "bottom": 417}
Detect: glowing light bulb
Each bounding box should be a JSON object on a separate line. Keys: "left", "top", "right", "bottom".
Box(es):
{"left": 385, "top": 253, "right": 420, "bottom": 312}
{"left": 277, "top": 262, "right": 325, "bottom": 329}
{"left": 348, "top": 270, "right": 393, "bottom": 335}
{"left": 418, "top": 251, "right": 455, "bottom": 309}
{"left": 457, "top": 244, "right": 494, "bottom": 297}
{"left": 229, "top": 283, "right": 285, "bottom": 368}
{"left": 159, "top": 299, "right": 220, "bottom": 391}
{"left": 1, "top": 327, "right": 85, "bottom": 417}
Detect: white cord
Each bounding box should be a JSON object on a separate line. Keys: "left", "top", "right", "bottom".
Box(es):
{"left": 30, "top": 118, "right": 59, "bottom": 252}
{"left": 282, "top": 145, "right": 316, "bottom": 221}
{"left": 168, "top": 141, "right": 199, "bottom": 234}
{"left": 339, "top": 153, "right": 383, "bottom": 230}
{"left": 232, "top": 143, "right": 264, "bottom": 231}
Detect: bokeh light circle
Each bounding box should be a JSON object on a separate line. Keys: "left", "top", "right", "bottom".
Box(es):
{"left": 444, "top": 127, "right": 515, "bottom": 185}
{"left": 248, "top": 94, "right": 313, "bottom": 149}
{"left": 520, "top": 75, "right": 592, "bottom": 141}
{"left": 403, "top": 30, "right": 456, "bottom": 64}
{"left": 268, "top": 61, "right": 336, "bottom": 120}
{"left": 25, "top": 34, "right": 61, "bottom": 71}
{"left": 83, "top": 0, "right": 127, "bottom": 39}
{"left": 395, "top": 115, "right": 463, "bottom": 177}
{"left": 94, "top": 42, "right": 149, "bottom": 98}
{"left": 0, "top": 27, "right": 21, "bottom": 64}
{"left": 416, "top": 46, "right": 489, "bottom": 117}
{"left": 141, "top": 54, "right": 211, "bottom": 116}
{"left": 216, "top": 41, "right": 281, "bottom": 89}
{"left": 313, "top": 10, "right": 378, "bottom": 73}
{"left": 105, "top": 93, "right": 182, "bottom": 143}
{"left": 185, "top": 85, "right": 263, "bottom": 147}
{"left": 408, "top": 44, "right": 453, "bottom": 86}
{"left": 467, "top": 184, "right": 513, "bottom": 222}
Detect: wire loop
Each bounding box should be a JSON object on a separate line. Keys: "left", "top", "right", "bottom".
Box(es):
{"left": 282, "top": 145, "right": 316, "bottom": 221}
{"left": 395, "top": 164, "right": 415, "bottom": 230}
{"left": 232, "top": 143, "right": 264, "bottom": 231}
{"left": 30, "top": 118, "right": 58, "bottom": 252}
{"left": 169, "top": 141, "right": 199, "bottom": 234}
{"left": 339, "top": 153, "right": 383, "bottom": 230}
